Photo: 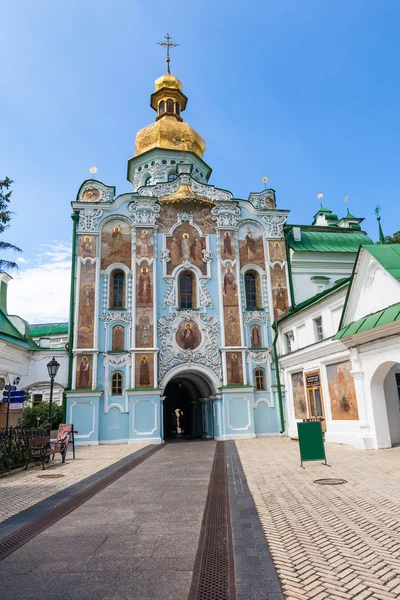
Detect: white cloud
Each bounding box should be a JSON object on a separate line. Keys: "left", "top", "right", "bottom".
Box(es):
{"left": 17, "top": 257, "right": 28, "bottom": 264}
{"left": 7, "top": 242, "right": 71, "bottom": 324}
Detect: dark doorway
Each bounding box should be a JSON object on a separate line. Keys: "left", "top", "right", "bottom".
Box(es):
{"left": 163, "top": 378, "right": 203, "bottom": 440}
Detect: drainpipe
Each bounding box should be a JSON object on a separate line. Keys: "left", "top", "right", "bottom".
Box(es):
{"left": 63, "top": 212, "right": 79, "bottom": 422}
{"left": 272, "top": 322, "right": 285, "bottom": 434}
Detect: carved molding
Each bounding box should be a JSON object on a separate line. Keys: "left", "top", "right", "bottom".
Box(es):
{"left": 103, "top": 353, "right": 132, "bottom": 367}
{"left": 248, "top": 189, "right": 276, "bottom": 210}
{"left": 78, "top": 182, "right": 114, "bottom": 203}
{"left": 263, "top": 215, "right": 287, "bottom": 238}
{"left": 138, "top": 174, "right": 233, "bottom": 203}
{"left": 246, "top": 350, "right": 272, "bottom": 365}
{"left": 162, "top": 278, "right": 176, "bottom": 309}
{"left": 129, "top": 199, "right": 161, "bottom": 226}
{"left": 100, "top": 311, "right": 132, "bottom": 324}
{"left": 78, "top": 208, "right": 103, "bottom": 232}
{"left": 199, "top": 279, "right": 212, "bottom": 308}
{"left": 211, "top": 203, "right": 241, "bottom": 228}
{"left": 243, "top": 311, "right": 268, "bottom": 324}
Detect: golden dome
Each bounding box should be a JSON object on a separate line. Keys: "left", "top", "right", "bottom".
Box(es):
{"left": 134, "top": 73, "right": 206, "bottom": 159}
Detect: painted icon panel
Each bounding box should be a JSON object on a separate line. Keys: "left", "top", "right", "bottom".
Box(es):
{"left": 166, "top": 224, "right": 206, "bottom": 275}
{"left": 176, "top": 320, "right": 201, "bottom": 351}
{"left": 82, "top": 188, "right": 100, "bottom": 202}
{"left": 135, "top": 353, "right": 154, "bottom": 388}
{"left": 76, "top": 354, "right": 93, "bottom": 390}
{"left": 112, "top": 325, "right": 125, "bottom": 351}
{"left": 268, "top": 239, "right": 287, "bottom": 263}
{"left": 220, "top": 231, "right": 235, "bottom": 260}
{"left": 239, "top": 224, "right": 265, "bottom": 269}
{"left": 291, "top": 372, "right": 308, "bottom": 419}
{"left": 101, "top": 221, "right": 131, "bottom": 270}
{"left": 157, "top": 203, "right": 215, "bottom": 234}
{"left": 250, "top": 324, "right": 262, "bottom": 349}
{"left": 77, "top": 260, "right": 96, "bottom": 348}
{"left": 226, "top": 352, "right": 244, "bottom": 385}
{"left": 136, "top": 308, "right": 153, "bottom": 348}
{"left": 224, "top": 306, "right": 241, "bottom": 347}
{"left": 136, "top": 263, "right": 153, "bottom": 307}
{"left": 78, "top": 235, "right": 96, "bottom": 259}
{"left": 327, "top": 360, "right": 359, "bottom": 420}
{"left": 136, "top": 228, "right": 154, "bottom": 260}
{"left": 271, "top": 264, "right": 289, "bottom": 321}
{"left": 222, "top": 267, "right": 239, "bottom": 307}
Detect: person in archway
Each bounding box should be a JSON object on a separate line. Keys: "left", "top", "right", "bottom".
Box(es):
{"left": 173, "top": 407, "right": 184, "bottom": 435}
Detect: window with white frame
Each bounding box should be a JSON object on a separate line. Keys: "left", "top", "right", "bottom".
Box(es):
{"left": 314, "top": 317, "right": 324, "bottom": 342}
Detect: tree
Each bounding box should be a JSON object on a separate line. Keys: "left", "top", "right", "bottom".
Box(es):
{"left": 0, "top": 177, "right": 22, "bottom": 270}
{"left": 22, "top": 402, "right": 63, "bottom": 430}
{"left": 383, "top": 231, "right": 400, "bottom": 245}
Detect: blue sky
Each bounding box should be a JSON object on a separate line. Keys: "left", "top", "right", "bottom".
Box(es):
{"left": 2, "top": 0, "right": 400, "bottom": 321}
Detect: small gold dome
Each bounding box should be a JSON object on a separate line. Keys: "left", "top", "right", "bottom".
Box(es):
{"left": 134, "top": 73, "right": 206, "bottom": 159}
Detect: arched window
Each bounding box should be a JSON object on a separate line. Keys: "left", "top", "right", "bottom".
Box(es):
{"left": 159, "top": 100, "right": 165, "bottom": 115}
{"left": 111, "top": 372, "right": 123, "bottom": 396}
{"left": 245, "top": 273, "right": 257, "bottom": 308}
{"left": 175, "top": 102, "right": 180, "bottom": 116}
{"left": 168, "top": 173, "right": 177, "bottom": 182}
{"left": 110, "top": 270, "right": 125, "bottom": 309}
{"left": 144, "top": 176, "right": 151, "bottom": 186}
{"left": 112, "top": 325, "right": 124, "bottom": 351}
{"left": 166, "top": 98, "right": 174, "bottom": 113}
{"left": 179, "top": 271, "right": 196, "bottom": 309}
{"left": 255, "top": 368, "right": 266, "bottom": 391}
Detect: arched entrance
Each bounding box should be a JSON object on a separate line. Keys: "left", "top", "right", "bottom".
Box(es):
{"left": 371, "top": 361, "right": 400, "bottom": 447}
{"left": 161, "top": 368, "right": 219, "bottom": 441}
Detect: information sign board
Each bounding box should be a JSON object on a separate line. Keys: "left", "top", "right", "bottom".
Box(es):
{"left": 297, "top": 420, "right": 328, "bottom": 468}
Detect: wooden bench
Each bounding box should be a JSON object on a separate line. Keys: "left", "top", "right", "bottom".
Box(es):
{"left": 27, "top": 436, "right": 67, "bottom": 470}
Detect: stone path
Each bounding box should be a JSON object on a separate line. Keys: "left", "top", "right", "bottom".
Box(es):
{"left": 237, "top": 437, "right": 400, "bottom": 600}
{"left": 0, "top": 441, "right": 216, "bottom": 600}
{"left": 0, "top": 444, "right": 147, "bottom": 524}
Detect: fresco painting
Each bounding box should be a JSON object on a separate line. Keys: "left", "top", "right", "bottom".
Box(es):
{"left": 327, "top": 360, "right": 359, "bottom": 420}
{"left": 268, "top": 240, "right": 287, "bottom": 263}
{"left": 166, "top": 223, "right": 206, "bottom": 275}
{"left": 226, "top": 352, "right": 244, "bottom": 385}
{"left": 112, "top": 325, "right": 125, "bottom": 351}
{"left": 136, "top": 308, "right": 153, "bottom": 347}
{"left": 82, "top": 188, "right": 100, "bottom": 202}
{"left": 77, "top": 260, "right": 96, "bottom": 348}
{"left": 78, "top": 235, "right": 96, "bottom": 259}
{"left": 76, "top": 354, "right": 93, "bottom": 390}
{"left": 222, "top": 267, "right": 238, "bottom": 306}
{"left": 136, "top": 228, "right": 154, "bottom": 260}
{"left": 101, "top": 220, "right": 131, "bottom": 270}
{"left": 220, "top": 231, "right": 235, "bottom": 260}
{"left": 271, "top": 264, "right": 289, "bottom": 320}
{"left": 224, "top": 306, "right": 241, "bottom": 347}
{"left": 250, "top": 324, "right": 262, "bottom": 349}
{"left": 291, "top": 372, "right": 308, "bottom": 419}
{"left": 157, "top": 203, "right": 215, "bottom": 234}
{"left": 136, "top": 263, "right": 153, "bottom": 307}
{"left": 239, "top": 223, "right": 265, "bottom": 268}
{"left": 176, "top": 320, "right": 202, "bottom": 351}
{"left": 135, "top": 353, "right": 154, "bottom": 388}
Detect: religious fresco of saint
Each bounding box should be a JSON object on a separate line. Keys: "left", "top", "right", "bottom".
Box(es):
{"left": 250, "top": 324, "right": 262, "bottom": 349}
{"left": 136, "top": 228, "right": 154, "bottom": 260}
{"left": 76, "top": 354, "right": 93, "bottom": 390}
{"left": 135, "top": 353, "right": 154, "bottom": 388}
{"left": 77, "top": 261, "right": 96, "bottom": 348}
{"left": 136, "top": 263, "right": 153, "bottom": 307}
{"left": 78, "top": 235, "right": 96, "bottom": 259}
{"left": 238, "top": 224, "right": 265, "bottom": 269}
{"left": 327, "top": 360, "right": 359, "bottom": 420}
{"left": 112, "top": 325, "right": 125, "bottom": 351}
{"left": 166, "top": 223, "right": 206, "bottom": 275}
{"left": 224, "top": 306, "right": 242, "bottom": 347}
{"left": 271, "top": 264, "right": 289, "bottom": 321}
{"left": 268, "top": 239, "right": 287, "bottom": 263}
{"left": 226, "top": 352, "right": 244, "bottom": 385}
{"left": 222, "top": 267, "right": 238, "bottom": 307}
{"left": 176, "top": 320, "right": 201, "bottom": 351}
{"left": 291, "top": 372, "right": 308, "bottom": 419}
{"left": 157, "top": 203, "right": 215, "bottom": 235}
{"left": 220, "top": 231, "right": 235, "bottom": 260}
{"left": 101, "top": 221, "right": 131, "bottom": 270}
{"left": 136, "top": 308, "right": 153, "bottom": 348}
{"left": 82, "top": 188, "right": 100, "bottom": 202}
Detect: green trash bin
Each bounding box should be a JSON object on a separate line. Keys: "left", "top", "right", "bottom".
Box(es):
{"left": 297, "top": 419, "right": 329, "bottom": 468}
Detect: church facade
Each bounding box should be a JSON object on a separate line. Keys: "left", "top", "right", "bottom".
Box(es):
{"left": 66, "top": 72, "right": 291, "bottom": 444}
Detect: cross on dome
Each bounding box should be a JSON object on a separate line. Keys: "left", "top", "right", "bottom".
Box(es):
{"left": 157, "top": 33, "right": 179, "bottom": 75}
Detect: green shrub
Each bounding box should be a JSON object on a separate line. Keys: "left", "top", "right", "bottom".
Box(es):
{"left": 22, "top": 402, "right": 63, "bottom": 430}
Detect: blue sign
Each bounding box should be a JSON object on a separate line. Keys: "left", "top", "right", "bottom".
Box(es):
{"left": 2, "top": 390, "right": 25, "bottom": 402}
{"left": 4, "top": 385, "right": 16, "bottom": 392}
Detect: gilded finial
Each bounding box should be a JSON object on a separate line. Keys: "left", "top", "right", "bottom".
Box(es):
{"left": 157, "top": 33, "right": 179, "bottom": 75}
{"left": 89, "top": 166, "right": 98, "bottom": 179}
{"left": 261, "top": 176, "right": 268, "bottom": 190}
{"left": 317, "top": 193, "right": 323, "bottom": 207}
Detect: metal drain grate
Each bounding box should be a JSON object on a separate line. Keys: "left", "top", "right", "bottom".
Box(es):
{"left": 37, "top": 474, "right": 65, "bottom": 479}
{"left": 189, "top": 442, "right": 235, "bottom": 600}
{"left": 314, "top": 478, "right": 347, "bottom": 485}
{"left": 0, "top": 444, "right": 163, "bottom": 561}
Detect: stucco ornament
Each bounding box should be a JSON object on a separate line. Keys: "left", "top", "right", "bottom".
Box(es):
{"left": 211, "top": 203, "right": 241, "bottom": 228}
{"left": 246, "top": 350, "right": 272, "bottom": 365}
{"left": 202, "top": 249, "right": 213, "bottom": 263}
{"left": 78, "top": 182, "right": 114, "bottom": 203}
{"left": 199, "top": 279, "right": 213, "bottom": 307}
{"left": 158, "top": 311, "right": 221, "bottom": 381}
{"left": 244, "top": 311, "right": 268, "bottom": 324}
{"left": 162, "top": 278, "right": 176, "bottom": 309}
{"left": 132, "top": 162, "right": 169, "bottom": 191}
{"left": 248, "top": 189, "right": 276, "bottom": 210}
{"left": 129, "top": 199, "right": 161, "bottom": 226}
{"left": 78, "top": 208, "right": 103, "bottom": 232}
{"left": 138, "top": 174, "right": 233, "bottom": 203}
{"left": 102, "top": 353, "right": 132, "bottom": 367}
{"left": 160, "top": 248, "right": 171, "bottom": 262}
{"left": 100, "top": 311, "right": 132, "bottom": 324}
{"left": 263, "top": 215, "right": 287, "bottom": 238}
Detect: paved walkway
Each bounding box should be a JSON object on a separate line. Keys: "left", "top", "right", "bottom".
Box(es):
{"left": 0, "top": 442, "right": 216, "bottom": 600}
{"left": 237, "top": 437, "right": 400, "bottom": 600}
{"left": 0, "top": 444, "right": 147, "bottom": 524}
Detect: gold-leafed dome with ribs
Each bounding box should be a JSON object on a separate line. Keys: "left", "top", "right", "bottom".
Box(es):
{"left": 134, "top": 74, "right": 206, "bottom": 159}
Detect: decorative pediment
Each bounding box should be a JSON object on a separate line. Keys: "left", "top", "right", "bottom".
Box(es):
{"left": 138, "top": 174, "right": 233, "bottom": 203}
{"left": 77, "top": 181, "right": 115, "bottom": 203}
{"left": 248, "top": 189, "right": 276, "bottom": 210}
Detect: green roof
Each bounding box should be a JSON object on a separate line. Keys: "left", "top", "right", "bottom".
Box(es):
{"left": 0, "top": 311, "right": 38, "bottom": 350}
{"left": 277, "top": 278, "right": 350, "bottom": 324}
{"left": 30, "top": 322, "right": 69, "bottom": 337}
{"left": 363, "top": 244, "right": 400, "bottom": 283}
{"left": 287, "top": 229, "right": 373, "bottom": 253}
{"left": 333, "top": 301, "right": 400, "bottom": 340}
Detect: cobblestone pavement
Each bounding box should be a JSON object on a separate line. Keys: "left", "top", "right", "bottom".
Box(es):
{"left": 237, "top": 437, "right": 400, "bottom": 600}
{"left": 0, "top": 444, "right": 147, "bottom": 524}
{"left": 0, "top": 441, "right": 216, "bottom": 600}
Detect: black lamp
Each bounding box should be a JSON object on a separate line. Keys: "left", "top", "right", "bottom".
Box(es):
{"left": 47, "top": 357, "right": 60, "bottom": 431}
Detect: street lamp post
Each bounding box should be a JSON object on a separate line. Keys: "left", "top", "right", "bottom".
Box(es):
{"left": 47, "top": 357, "right": 60, "bottom": 433}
